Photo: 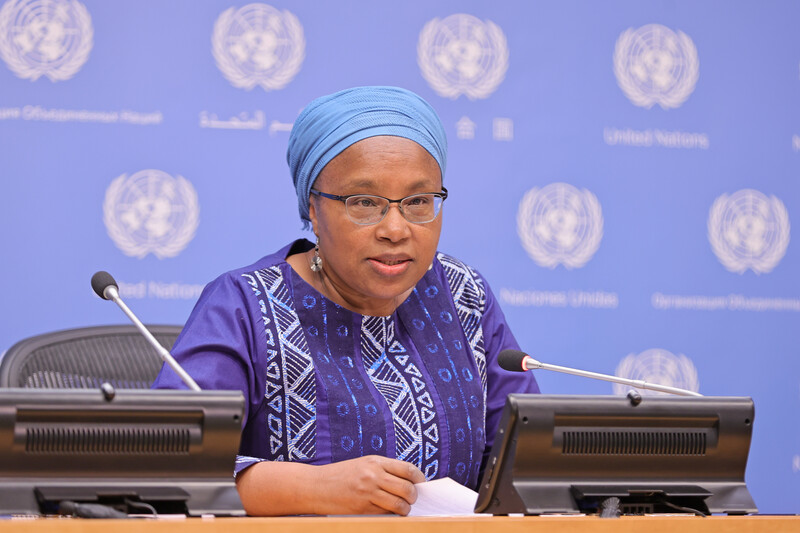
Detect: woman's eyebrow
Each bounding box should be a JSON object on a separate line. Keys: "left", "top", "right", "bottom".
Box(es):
{"left": 347, "top": 179, "right": 378, "bottom": 190}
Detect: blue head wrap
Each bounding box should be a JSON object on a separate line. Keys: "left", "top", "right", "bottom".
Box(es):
{"left": 287, "top": 86, "right": 447, "bottom": 224}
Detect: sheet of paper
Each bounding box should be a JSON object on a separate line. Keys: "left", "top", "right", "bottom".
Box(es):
{"left": 407, "top": 477, "right": 480, "bottom": 516}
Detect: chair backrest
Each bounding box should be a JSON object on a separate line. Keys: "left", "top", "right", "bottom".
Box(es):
{"left": 0, "top": 325, "right": 182, "bottom": 389}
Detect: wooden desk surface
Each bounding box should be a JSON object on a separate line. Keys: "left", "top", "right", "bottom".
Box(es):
{"left": 1, "top": 515, "right": 798, "bottom": 533}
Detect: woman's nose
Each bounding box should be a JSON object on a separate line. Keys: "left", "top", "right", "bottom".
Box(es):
{"left": 376, "top": 203, "right": 412, "bottom": 241}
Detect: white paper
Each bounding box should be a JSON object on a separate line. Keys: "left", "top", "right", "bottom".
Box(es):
{"left": 407, "top": 477, "right": 480, "bottom": 516}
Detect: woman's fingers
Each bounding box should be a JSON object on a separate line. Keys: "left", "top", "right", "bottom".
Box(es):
{"left": 380, "top": 456, "right": 427, "bottom": 484}
{"left": 313, "top": 456, "right": 427, "bottom": 515}
{"left": 369, "top": 487, "right": 415, "bottom": 516}
{"left": 364, "top": 457, "right": 425, "bottom": 514}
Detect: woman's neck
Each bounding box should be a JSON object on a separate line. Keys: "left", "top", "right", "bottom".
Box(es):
{"left": 286, "top": 249, "right": 412, "bottom": 317}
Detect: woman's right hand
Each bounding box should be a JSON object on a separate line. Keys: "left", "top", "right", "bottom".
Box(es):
{"left": 236, "top": 455, "right": 426, "bottom": 516}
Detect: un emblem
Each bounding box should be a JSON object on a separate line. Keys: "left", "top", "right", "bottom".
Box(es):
{"left": 614, "top": 349, "right": 700, "bottom": 396}
{"left": 0, "top": 0, "right": 92, "bottom": 82}
{"left": 517, "top": 183, "right": 603, "bottom": 269}
{"left": 212, "top": 3, "right": 304, "bottom": 92}
{"left": 103, "top": 170, "right": 199, "bottom": 259}
{"left": 614, "top": 24, "right": 699, "bottom": 109}
{"left": 708, "top": 189, "right": 790, "bottom": 275}
{"left": 418, "top": 13, "right": 508, "bottom": 100}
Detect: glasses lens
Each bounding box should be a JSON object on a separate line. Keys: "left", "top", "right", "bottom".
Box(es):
{"left": 345, "top": 195, "right": 388, "bottom": 224}
{"left": 401, "top": 194, "right": 442, "bottom": 223}
{"left": 343, "top": 193, "right": 444, "bottom": 225}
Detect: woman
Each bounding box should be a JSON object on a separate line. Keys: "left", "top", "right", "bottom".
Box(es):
{"left": 153, "top": 86, "right": 539, "bottom": 516}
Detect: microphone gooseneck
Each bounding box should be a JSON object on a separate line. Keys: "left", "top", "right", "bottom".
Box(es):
{"left": 91, "top": 271, "right": 201, "bottom": 392}
{"left": 497, "top": 348, "right": 702, "bottom": 397}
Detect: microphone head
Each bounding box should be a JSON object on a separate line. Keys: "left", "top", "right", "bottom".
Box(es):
{"left": 498, "top": 349, "right": 528, "bottom": 372}
{"left": 91, "top": 271, "right": 118, "bottom": 300}
{"left": 58, "top": 500, "right": 78, "bottom": 516}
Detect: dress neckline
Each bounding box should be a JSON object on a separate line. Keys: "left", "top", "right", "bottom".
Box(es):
{"left": 281, "top": 238, "right": 435, "bottom": 320}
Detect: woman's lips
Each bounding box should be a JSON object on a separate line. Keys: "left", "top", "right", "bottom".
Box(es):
{"left": 367, "top": 256, "right": 412, "bottom": 276}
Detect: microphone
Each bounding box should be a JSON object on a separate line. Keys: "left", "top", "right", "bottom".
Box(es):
{"left": 91, "top": 271, "right": 201, "bottom": 392}
{"left": 498, "top": 349, "right": 702, "bottom": 397}
{"left": 59, "top": 500, "right": 129, "bottom": 519}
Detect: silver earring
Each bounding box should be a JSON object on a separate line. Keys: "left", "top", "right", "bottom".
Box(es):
{"left": 310, "top": 238, "right": 323, "bottom": 272}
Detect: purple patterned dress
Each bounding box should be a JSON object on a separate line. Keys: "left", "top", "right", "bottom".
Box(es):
{"left": 152, "top": 239, "right": 539, "bottom": 489}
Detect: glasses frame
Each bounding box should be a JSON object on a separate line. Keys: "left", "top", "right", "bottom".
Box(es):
{"left": 310, "top": 187, "right": 449, "bottom": 226}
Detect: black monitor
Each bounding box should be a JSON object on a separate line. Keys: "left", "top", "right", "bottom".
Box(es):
{"left": 475, "top": 394, "right": 757, "bottom": 516}
{"left": 0, "top": 388, "right": 245, "bottom": 516}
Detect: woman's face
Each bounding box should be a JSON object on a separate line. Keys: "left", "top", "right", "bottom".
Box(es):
{"left": 308, "top": 136, "right": 443, "bottom": 316}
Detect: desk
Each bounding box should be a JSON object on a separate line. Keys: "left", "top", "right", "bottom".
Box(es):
{"left": 1, "top": 515, "right": 798, "bottom": 533}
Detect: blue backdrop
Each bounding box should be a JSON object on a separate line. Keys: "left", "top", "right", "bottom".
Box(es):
{"left": 0, "top": 0, "right": 797, "bottom": 513}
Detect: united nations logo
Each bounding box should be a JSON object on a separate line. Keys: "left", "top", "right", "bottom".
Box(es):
{"left": 0, "top": 0, "right": 92, "bottom": 82}
{"left": 613, "top": 349, "right": 700, "bottom": 396}
{"left": 517, "top": 183, "right": 603, "bottom": 269}
{"left": 708, "top": 189, "right": 790, "bottom": 275}
{"left": 103, "top": 170, "right": 199, "bottom": 259}
{"left": 613, "top": 24, "right": 699, "bottom": 109}
{"left": 418, "top": 13, "right": 508, "bottom": 100}
{"left": 212, "top": 3, "right": 304, "bottom": 92}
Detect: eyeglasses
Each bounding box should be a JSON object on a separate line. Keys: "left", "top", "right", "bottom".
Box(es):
{"left": 310, "top": 187, "right": 448, "bottom": 225}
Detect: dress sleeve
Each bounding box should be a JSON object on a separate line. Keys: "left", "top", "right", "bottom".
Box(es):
{"left": 151, "top": 273, "right": 270, "bottom": 476}
{"left": 151, "top": 273, "right": 260, "bottom": 424}
{"left": 480, "top": 277, "right": 540, "bottom": 465}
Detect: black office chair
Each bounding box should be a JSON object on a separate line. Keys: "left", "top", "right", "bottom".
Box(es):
{"left": 0, "top": 325, "right": 182, "bottom": 389}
